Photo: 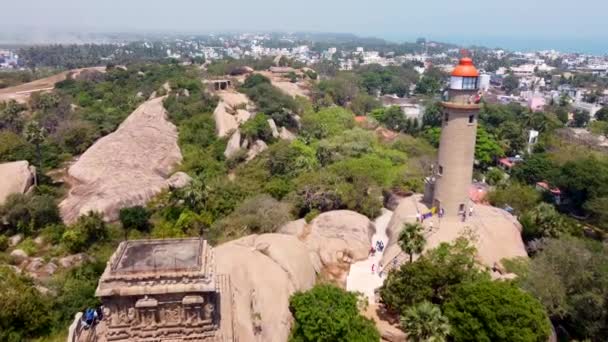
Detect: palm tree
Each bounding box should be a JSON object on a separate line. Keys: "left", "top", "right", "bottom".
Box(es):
{"left": 398, "top": 222, "right": 426, "bottom": 263}
{"left": 400, "top": 301, "right": 450, "bottom": 342}
{"left": 24, "top": 120, "right": 45, "bottom": 174}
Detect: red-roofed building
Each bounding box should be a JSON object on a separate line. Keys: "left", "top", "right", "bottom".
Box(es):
{"left": 536, "top": 181, "right": 562, "bottom": 204}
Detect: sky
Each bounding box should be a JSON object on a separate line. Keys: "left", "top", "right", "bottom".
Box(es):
{"left": 1, "top": 0, "right": 607, "bottom": 53}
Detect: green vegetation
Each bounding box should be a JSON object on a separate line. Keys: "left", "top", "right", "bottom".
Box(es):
{"left": 0, "top": 266, "right": 53, "bottom": 342}
{"left": 520, "top": 237, "right": 608, "bottom": 340}
{"left": 444, "top": 280, "right": 551, "bottom": 342}
{"left": 380, "top": 237, "right": 552, "bottom": 342}
{"left": 400, "top": 301, "right": 450, "bottom": 342}
{"left": 380, "top": 238, "right": 486, "bottom": 313}
{"left": 119, "top": 206, "right": 151, "bottom": 232}
{"left": 288, "top": 284, "right": 380, "bottom": 342}
{"left": 398, "top": 222, "right": 426, "bottom": 263}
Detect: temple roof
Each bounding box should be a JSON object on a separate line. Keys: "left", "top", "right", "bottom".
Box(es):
{"left": 96, "top": 238, "right": 216, "bottom": 297}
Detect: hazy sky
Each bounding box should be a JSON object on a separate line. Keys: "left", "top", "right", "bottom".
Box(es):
{"left": 1, "top": 0, "right": 607, "bottom": 51}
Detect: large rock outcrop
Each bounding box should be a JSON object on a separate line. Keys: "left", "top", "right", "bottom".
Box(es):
{"left": 60, "top": 96, "right": 190, "bottom": 223}
{"left": 215, "top": 234, "right": 316, "bottom": 342}
{"left": 280, "top": 210, "right": 374, "bottom": 284}
{"left": 213, "top": 91, "right": 252, "bottom": 137}
{"left": 214, "top": 211, "right": 375, "bottom": 341}
{"left": 0, "top": 160, "right": 35, "bottom": 205}
{"left": 380, "top": 195, "right": 528, "bottom": 271}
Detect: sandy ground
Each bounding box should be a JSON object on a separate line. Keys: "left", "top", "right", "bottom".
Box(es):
{"left": 0, "top": 66, "right": 106, "bottom": 103}
{"left": 346, "top": 208, "right": 393, "bottom": 303}
{"left": 256, "top": 71, "right": 310, "bottom": 98}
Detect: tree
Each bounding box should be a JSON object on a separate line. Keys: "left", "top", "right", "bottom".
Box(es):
{"left": 595, "top": 106, "right": 608, "bottom": 121}
{"left": 572, "top": 110, "right": 590, "bottom": 127}
{"left": 0, "top": 100, "right": 26, "bottom": 133}
{"left": 422, "top": 102, "right": 442, "bottom": 128}
{"left": 522, "top": 237, "right": 608, "bottom": 340}
{"left": 300, "top": 107, "right": 355, "bottom": 140}
{"left": 241, "top": 113, "right": 274, "bottom": 143}
{"left": 502, "top": 74, "right": 519, "bottom": 94}
{"left": 0, "top": 193, "right": 61, "bottom": 235}
{"left": 583, "top": 196, "right": 608, "bottom": 231}
{"left": 511, "top": 153, "right": 559, "bottom": 185}
{"left": 555, "top": 157, "right": 608, "bottom": 211}
{"left": 61, "top": 211, "right": 107, "bottom": 253}
{"left": 475, "top": 127, "right": 504, "bottom": 168}
{"left": 24, "top": 120, "right": 45, "bottom": 171}
{"left": 289, "top": 284, "right": 380, "bottom": 342}
{"left": 119, "top": 206, "right": 151, "bottom": 232}
{"left": 398, "top": 222, "right": 426, "bottom": 262}
{"left": 380, "top": 238, "right": 486, "bottom": 313}
{"left": 443, "top": 280, "right": 551, "bottom": 342}
{"left": 486, "top": 183, "right": 540, "bottom": 215}
{"left": 400, "top": 301, "right": 450, "bottom": 342}
{"left": 518, "top": 203, "right": 579, "bottom": 241}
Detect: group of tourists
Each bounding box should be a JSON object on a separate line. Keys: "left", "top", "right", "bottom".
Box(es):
{"left": 371, "top": 261, "right": 384, "bottom": 277}
{"left": 81, "top": 307, "right": 103, "bottom": 330}
{"left": 368, "top": 240, "right": 385, "bottom": 256}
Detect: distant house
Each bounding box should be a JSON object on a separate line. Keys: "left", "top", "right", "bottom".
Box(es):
{"left": 528, "top": 96, "right": 546, "bottom": 112}
{"left": 379, "top": 95, "right": 424, "bottom": 122}
{"left": 498, "top": 156, "right": 524, "bottom": 172}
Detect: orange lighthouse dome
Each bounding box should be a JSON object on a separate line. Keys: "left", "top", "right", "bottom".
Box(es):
{"left": 451, "top": 57, "right": 479, "bottom": 77}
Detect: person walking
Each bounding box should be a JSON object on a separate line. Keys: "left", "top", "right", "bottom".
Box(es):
{"left": 371, "top": 263, "right": 376, "bottom": 274}
{"left": 469, "top": 206, "right": 474, "bottom": 217}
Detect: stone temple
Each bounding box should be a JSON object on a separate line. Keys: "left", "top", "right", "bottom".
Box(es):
{"left": 70, "top": 238, "right": 236, "bottom": 342}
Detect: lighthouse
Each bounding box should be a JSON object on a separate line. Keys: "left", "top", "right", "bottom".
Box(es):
{"left": 430, "top": 56, "right": 481, "bottom": 217}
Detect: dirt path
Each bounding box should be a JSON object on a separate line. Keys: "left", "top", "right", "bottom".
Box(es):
{"left": 0, "top": 66, "right": 106, "bottom": 103}
{"left": 346, "top": 208, "right": 393, "bottom": 303}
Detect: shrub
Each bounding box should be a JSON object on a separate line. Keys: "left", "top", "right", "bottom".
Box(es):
{"left": 0, "top": 266, "right": 52, "bottom": 342}
{"left": 51, "top": 120, "right": 97, "bottom": 155}
{"left": 444, "top": 280, "right": 551, "bottom": 342}
{"left": 178, "top": 114, "right": 217, "bottom": 148}
{"left": 300, "top": 107, "right": 355, "bottom": 140}
{"left": 268, "top": 140, "right": 318, "bottom": 177}
{"left": 485, "top": 168, "right": 504, "bottom": 185}
{"left": 61, "top": 212, "right": 107, "bottom": 253}
{"left": 241, "top": 73, "right": 271, "bottom": 89}
{"left": 241, "top": 113, "right": 274, "bottom": 143}
{"left": 304, "top": 209, "right": 320, "bottom": 223}
{"left": 50, "top": 261, "right": 104, "bottom": 326}
{"left": 0, "top": 193, "right": 61, "bottom": 235}
{"left": 40, "top": 224, "right": 66, "bottom": 245}
{"left": 289, "top": 284, "right": 380, "bottom": 342}
{"left": 210, "top": 194, "right": 293, "bottom": 243}
{"left": 119, "top": 206, "right": 151, "bottom": 232}
{"left": 0, "top": 235, "right": 8, "bottom": 251}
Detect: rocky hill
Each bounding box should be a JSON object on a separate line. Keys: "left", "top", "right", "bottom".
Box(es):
{"left": 60, "top": 96, "right": 190, "bottom": 223}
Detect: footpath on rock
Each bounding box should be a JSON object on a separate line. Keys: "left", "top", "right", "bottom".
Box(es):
{"left": 346, "top": 208, "right": 393, "bottom": 303}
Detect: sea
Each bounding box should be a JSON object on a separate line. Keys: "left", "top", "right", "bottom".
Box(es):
{"left": 381, "top": 34, "right": 608, "bottom": 56}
